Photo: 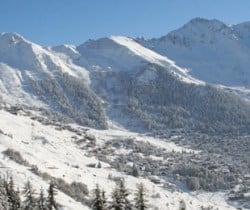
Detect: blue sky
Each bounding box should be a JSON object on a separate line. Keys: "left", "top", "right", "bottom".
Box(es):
{"left": 1, "top": 0, "right": 250, "bottom": 46}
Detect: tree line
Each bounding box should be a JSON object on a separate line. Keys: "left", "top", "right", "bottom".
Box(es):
{"left": 92, "top": 180, "right": 148, "bottom": 210}
{"left": 0, "top": 176, "right": 147, "bottom": 210}
{"left": 0, "top": 176, "right": 190, "bottom": 210}
{"left": 0, "top": 176, "right": 58, "bottom": 210}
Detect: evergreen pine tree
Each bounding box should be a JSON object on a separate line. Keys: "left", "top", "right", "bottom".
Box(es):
{"left": 47, "top": 181, "right": 58, "bottom": 210}
{"left": 101, "top": 190, "right": 108, "bottom": 210}
{"left": 92, "top": 184, "right": 105, "bottom": 210}
{"left": 22, "top": 180, "right": 37, "bottom": 210}
{"left": 179, "top": 200, "right": 186, "bottom": 210}
{"left": 134, "top": 183, "right": 148, "bottom": 210}
{"left": 5, "top": 177, "right": 21, "bottom": 210}
{"left": 97, "top": 162, "right": 102, "bottom": 168}
{"left": 132, "top": 164, "right": 139, "bottom": 177}
{"left": 0, "top": 176, "right": 10, "bottom": 210}
{"left": 110, "top": 188, "right": 123, "bottom": 210}
{"left": 118, "top": 180, "right": 132, "bottom": 210}
{"left": 37, "top": 188, "right": 47, "bottom": 210}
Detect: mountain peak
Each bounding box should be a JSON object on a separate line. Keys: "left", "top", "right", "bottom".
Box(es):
{"left": 79, "top": 37, "right": 118, "bottom": 49}
{"left": 138, "top": 18, "right": 250, "bottom": 88}
{"left": 188, "top": 17, "right": 225, "bottom": 25}
{"left": 180, "top": 17, "right": 230, "bottom": 34}
{"left": 234, "top": 21, "right": 250, "bottom": 34}
{"left": 152, "top": 17, "right": 235, "bottom": 47}
{"left": 235, "top": 20, "right": 250, "bottom": 28}
{"left": 0, "top": 32, "right": 27, "bottom": 45}
{"left": 51, "top": 44, "right": 80, "bottom": 59}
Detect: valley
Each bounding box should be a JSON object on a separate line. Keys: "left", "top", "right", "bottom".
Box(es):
{"left": 0, "top": 17, "right": 250, "bottom": 209}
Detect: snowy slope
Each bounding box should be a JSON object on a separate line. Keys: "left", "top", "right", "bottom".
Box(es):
{"left": 138, "top": 18, "right": 250, "bottom": 87}
{"left": 0, "top": 32, "right": 107, "bottom": 129}
{"left": 77, "top": 35, "right": 202, "bottom": 85}
{"left": 0, "top": 108, "right": 236, "bottom": 210}
{"left": 0, "top": 32, "right": 90, "bottom": 105}
{"left": 0, "top": 62, "right": 45, "bottom": 106}
{"left": 0, "top": 33, "right": 88, "bottom": 79}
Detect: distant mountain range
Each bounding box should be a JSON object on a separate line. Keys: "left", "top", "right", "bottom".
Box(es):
{"left": 1, "top": 18, "right": 250, "bottom": 134}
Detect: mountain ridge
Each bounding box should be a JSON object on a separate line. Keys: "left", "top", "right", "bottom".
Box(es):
{"left": 1, "top": 19, "right": 250, "bottom": 134}
{"left": 137, "top": 17, "right": 250, "bottom": 87}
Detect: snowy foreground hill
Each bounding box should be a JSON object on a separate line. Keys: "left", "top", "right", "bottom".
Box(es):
{"left": 0, "top": 18, "right": 250, "bottom": 209}
{"left": 0, "top": 108, "right": 236, "bottom": 210}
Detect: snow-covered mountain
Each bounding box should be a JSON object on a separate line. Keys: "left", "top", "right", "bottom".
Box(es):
{"left": 0, "top": 32, "right": 107, "bottom": 129}
{"left": 138, "top": 17, "right": 250, "bottom": 87}
{"left": 1, "top": 19, "right": 250, "bottom": 210}
{"left": 1, "top": 31, "right": 250, "bottom": 134}
{"left": 75, "top": 35, "right": 250, "bottom": 133}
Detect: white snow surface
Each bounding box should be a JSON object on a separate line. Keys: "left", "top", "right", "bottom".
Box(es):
{"left": 110, "top": 36, "right": 203, "bottom": 85}
{"left": 0, "top": 63, "right": 46, "bottom": 106}
{"left": 77, "top": 35, "right": 203, "bottom": 85}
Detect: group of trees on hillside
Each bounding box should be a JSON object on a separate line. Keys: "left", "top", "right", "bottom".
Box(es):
{"left": 126, "top": 64, "right": 250, "bottom": 133}
{"left": 0, "top": 176, "right": 58, "bottom": 210}
{"left": 29, "top": 72, "right": 107, "bottom": 129}
{"left": 92, "top": 180, "right": 148, "bottom": 210}
{"left": 0, "top": 176, "right": 190, "bottom": 210}
{"left": 0, "top": 175, "right": 147, "bottom": 210}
